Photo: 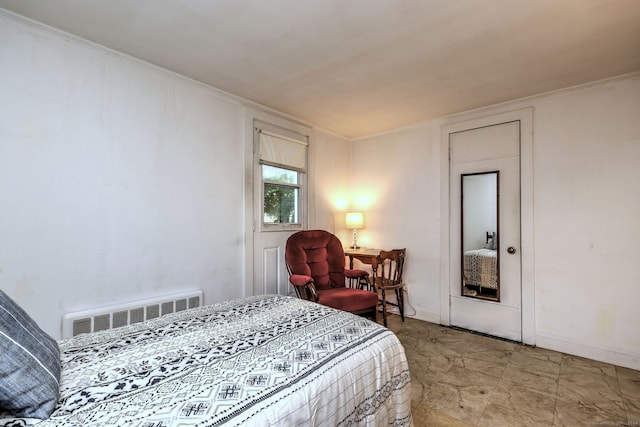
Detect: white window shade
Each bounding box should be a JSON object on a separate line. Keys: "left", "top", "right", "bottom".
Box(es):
{"left": 259, "top": 131, "right": 308, "bottom": 172}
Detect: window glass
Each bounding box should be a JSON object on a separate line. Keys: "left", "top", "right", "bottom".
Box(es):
{"left": 262, "top": 165, "right": 298, "bottom": 184}
{"left": 262, "top": 165, "right": 301, "bottom": 226}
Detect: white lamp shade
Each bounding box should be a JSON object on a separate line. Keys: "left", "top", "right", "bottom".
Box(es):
{"left": 345, "top": 212, "right": 364, "bottom": 229}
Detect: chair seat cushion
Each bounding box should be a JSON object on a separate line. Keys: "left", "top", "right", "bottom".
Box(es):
{"left": 317, "top": 288, "right": 378, "bottom": 312}
{"left": 344, "top": 269, "right": 368, "bottom": 278}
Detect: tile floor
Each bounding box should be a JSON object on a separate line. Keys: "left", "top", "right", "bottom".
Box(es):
{"left": 384, "top": 315, "right": 640, "bottom": 427}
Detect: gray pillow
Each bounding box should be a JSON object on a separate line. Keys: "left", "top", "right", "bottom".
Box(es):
{"left": 0, "top": 290, "right": 60, "bottom": 419}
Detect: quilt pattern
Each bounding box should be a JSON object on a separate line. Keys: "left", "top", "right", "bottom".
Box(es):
{"left": 2, "top": 295, "right": 412, "bottom": 426}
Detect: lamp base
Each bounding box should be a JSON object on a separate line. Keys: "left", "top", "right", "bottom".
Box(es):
{"left": 351, "top": 228, "right": 360, "bottom": 251}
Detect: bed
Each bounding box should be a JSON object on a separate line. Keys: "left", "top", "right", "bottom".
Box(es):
{"left": 0, "top": 293, "right": 412, "bottom": 426}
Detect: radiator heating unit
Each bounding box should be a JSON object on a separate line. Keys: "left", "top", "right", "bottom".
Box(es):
{"left": 61, "top": 289, "right": 203, "bottom": 338}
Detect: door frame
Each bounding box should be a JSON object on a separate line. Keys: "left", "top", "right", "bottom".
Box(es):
{"left": 439, "top": 108, "right": 535, "bottom": 345}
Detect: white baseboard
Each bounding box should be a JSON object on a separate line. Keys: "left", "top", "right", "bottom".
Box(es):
{"left": 536, "top": 333, "right": 640, "bottom": 371}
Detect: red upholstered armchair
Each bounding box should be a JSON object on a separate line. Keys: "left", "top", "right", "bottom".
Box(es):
{"left": 285, "top": 230, "right": 378, "bottom": 320}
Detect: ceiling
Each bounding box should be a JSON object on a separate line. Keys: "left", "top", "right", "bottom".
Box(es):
{"left": 1, "top": 0, "right": 639, "bottom": 138}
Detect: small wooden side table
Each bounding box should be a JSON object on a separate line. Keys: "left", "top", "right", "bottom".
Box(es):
{"left": 344, "top": 248, "right": 381, "bottom": 291}
{"left": 344, "top": 247, "right": 381, "bottom": 269}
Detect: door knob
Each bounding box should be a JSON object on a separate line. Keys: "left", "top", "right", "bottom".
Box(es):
{"left": 507, "top": 246, "right": 517, "bottom": 254}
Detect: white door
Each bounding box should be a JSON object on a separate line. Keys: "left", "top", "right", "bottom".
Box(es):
{"left": 449, "top": 121, "right": 522, "bottom": 341}
{"left": 252, "top": 120, "right": 308, "bottom": 296}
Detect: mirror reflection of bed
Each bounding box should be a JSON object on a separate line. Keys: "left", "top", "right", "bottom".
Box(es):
{"left": 463, "top": 231, "right": 498, "bottom": 300}
{"left": 461, "top": 171, "right": 499, "bottom": 301}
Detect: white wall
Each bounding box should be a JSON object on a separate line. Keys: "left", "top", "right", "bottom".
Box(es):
{"left": 531, "top": 75, "right": 640, "bottom": 368}
{"left": 347, "top": 74, "right": 640, "bottom": 369}
{"left": 310, "top": 130, "right": 352, "bottom": 241}
{"left": 0, "top": 14, "right": 247, "bottom": 339}
{"left": 350, "top": 125, "right": 443, "bottom": 322}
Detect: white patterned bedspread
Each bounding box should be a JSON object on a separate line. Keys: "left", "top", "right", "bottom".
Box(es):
{"left": 2, "top": 295, "right": 412, "bottom": 426}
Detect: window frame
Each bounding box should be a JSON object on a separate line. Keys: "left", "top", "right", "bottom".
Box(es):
{"left": 254, "top": 121, "right": 309, "bottom": 233}
{"left": 260, "top": 164, "right": 305, "bottom": 232}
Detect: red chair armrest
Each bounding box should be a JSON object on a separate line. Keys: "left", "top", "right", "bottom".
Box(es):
{"left": 289, "top": 274, "right": 313, "bottom": 287}
{"left": 289, "top": 274, "right": 318, "bottom": 302}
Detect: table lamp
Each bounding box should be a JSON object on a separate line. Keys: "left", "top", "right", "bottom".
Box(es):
{"left": 345, "top": 211, "right": 364, "bottom": 249}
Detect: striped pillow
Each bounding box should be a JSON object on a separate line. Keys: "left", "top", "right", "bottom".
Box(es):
{"left": 0, "top": 290, "right": 60, "bottom": 419}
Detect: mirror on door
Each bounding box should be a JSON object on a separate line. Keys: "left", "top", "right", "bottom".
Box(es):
{"left": 461, "top": 171, "right": 500, "bottom": 301}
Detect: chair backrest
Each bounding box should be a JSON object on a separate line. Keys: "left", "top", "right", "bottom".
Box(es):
{"left": 376, "top": 248, "right": 406, "bottom": 287}
{"left": 285, "top": 230, "right": 347, "bottom": 290}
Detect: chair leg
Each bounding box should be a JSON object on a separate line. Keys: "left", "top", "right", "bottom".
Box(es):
{"left": 381, "top": 288, "right": 387, "bottom": 327}
{"left": 396, "top": 288, "right": 405, "bottom": 322}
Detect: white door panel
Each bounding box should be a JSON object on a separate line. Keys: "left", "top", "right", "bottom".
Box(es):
{"left": 450, "top": 296, "right": 521, "bottom": 339}
{"left": 255, "top": 241, "right": 293, "bottom": 296}
{"left": 450, "top": 121, "right": 520, "bottom": 162}
{"left": 259, "top": 246, "right": 281, "bottom": 295}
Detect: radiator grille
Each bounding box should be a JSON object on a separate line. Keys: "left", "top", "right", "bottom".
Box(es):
{"left": 61, "top": 290, "right": 203, "bottom": 338}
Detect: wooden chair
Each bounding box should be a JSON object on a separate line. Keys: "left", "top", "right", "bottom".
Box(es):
{"left": 371, "top": 249, "right": 406, "bottom": 327}
{"left": 285, "top": 230, "right": 378, "bottom": 320}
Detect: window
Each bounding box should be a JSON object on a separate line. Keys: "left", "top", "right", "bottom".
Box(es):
{"left": 256, "top": 126, "right": 308, "bottom": 230}
{"left": 262, "top": 165, "right": 301, "bottom": 225}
